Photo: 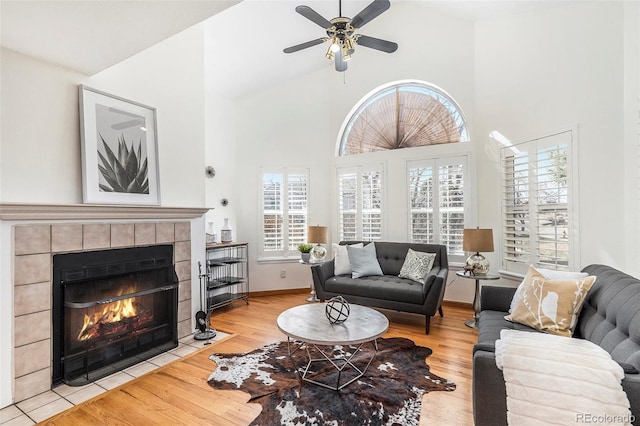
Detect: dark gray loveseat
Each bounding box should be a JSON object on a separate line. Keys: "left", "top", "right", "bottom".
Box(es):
{"left": 311, "top": 241, "right": 448, "bottom": 334}
{"left": 473, "top": 264, "right": 640, "bottom": 425}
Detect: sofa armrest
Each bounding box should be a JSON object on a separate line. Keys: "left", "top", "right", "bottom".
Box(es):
{"left": 473, "top": 349, "right": 508, "bottom": 426}
{"left": 420, "top": 266, "right": 448, "bottom": 316}
{"left": 480, "top": 286, "right": 517, "bottom": 312}
{"left": 622, "top": 373, "right": 640, "bottom": 424}
{"left": 311, "top": 261, "right": 334, "bottom": 300}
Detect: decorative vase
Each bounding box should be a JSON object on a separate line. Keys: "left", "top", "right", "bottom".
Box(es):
{"left": 300, "top": 253, "right": 311, "bottom": 263}
{"left": 221, "top": 218, "right": 232, "bottom": 242}
{"left": 206, "top": 221, "right": 217, "bottom": 244}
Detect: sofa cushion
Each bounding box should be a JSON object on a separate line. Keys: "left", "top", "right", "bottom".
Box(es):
{"left": 324, "top": 275, "right": 424, "bottom": 305}
{"left": 506, "top": 266, "right": 596, "bottom": 336}
{"left": 347, "top": 243, "right": 383, "bottom": 278}
{"left": 475, "top": 310, "right": 538, "bottom": 354}
{"left": 398, "top": 249, "right": 436, "bottom": 284}
{"left": 332, "top": 242, "right": 363, "bottom": 276}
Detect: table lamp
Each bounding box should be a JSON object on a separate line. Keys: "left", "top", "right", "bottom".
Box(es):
{"left": 463, "top": 228, "right": 494, "bottom": 274}
{"left": 307, "top": 225, "right": 328, "bottom": 262}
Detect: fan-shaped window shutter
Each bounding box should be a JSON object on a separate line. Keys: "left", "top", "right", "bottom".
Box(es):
{"left": 339, "top": 81, "right": 469, "bottom": 156}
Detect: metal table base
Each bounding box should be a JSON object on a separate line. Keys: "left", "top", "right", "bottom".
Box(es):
{"left": 286, "top": 337, "right": 379, "bottom": 391}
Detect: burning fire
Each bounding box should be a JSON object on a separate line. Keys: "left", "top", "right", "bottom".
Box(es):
{"left": 77, "top": 286, "right": 140, "bottom": 342}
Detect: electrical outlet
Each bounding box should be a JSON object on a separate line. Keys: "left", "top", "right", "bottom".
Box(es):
{"left": 280, "top": 269, "right": 286, "bottom": 278}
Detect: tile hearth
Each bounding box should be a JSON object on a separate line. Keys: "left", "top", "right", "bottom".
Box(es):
{"left": 0, "top": 332, "right": 229, "bottom": 425}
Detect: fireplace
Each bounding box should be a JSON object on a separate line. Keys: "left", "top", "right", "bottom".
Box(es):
{"left": 52, "top": 244, "right": 179, "bottom": 387}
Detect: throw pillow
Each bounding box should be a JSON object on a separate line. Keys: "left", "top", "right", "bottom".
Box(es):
{"left": 505, "top": 265, "right": 596, "bottom": 337}
{"left": 332, "top": 243, "right": 363, "bottom": 275}
{"left": 398, "top": 249, "right": 436, "bottom": 284}
{"left": 347, "top": 243, "right": 383, "bottom": 279}
{"left": 509, "top": 267, "right": 589, "bottom": 313}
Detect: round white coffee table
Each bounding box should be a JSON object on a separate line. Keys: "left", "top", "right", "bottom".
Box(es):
{"left": 277, "top": 303, "right": 389, "bottom": 391}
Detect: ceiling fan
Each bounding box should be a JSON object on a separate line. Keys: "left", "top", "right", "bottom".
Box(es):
{"left": 283, "top": 0, "right": 398, "bottom": 72}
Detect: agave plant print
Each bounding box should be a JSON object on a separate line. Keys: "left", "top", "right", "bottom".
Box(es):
{"left": 95, "top": 100, "right": 149, "bottom": 194}
{"left": 98, "top": 134, "right": 149, "bottom": 194}
{"left": 79, "top": 85, "right": 160, "bottom": 205}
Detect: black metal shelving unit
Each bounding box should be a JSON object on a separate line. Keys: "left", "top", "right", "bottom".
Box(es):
{"left": 205, "top": 242, "right": 249, "bottom": 312}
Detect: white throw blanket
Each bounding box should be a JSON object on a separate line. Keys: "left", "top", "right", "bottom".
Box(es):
{"left": 495, "top": 329, "right": 632, "bottom": 425}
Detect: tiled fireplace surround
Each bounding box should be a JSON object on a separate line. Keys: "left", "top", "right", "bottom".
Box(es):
{"left": 12, "top": 219, "right": 195, "bottom": 403}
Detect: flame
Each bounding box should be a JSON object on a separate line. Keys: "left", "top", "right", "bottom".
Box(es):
{"left": 77, "top": 286, "right": 139, "bottom": 342}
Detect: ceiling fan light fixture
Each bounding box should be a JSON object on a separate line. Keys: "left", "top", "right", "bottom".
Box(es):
{"left": 330, "top": 37, "right": 340, "bottom": 53}
{"left": 341, "top": 46, "right": 352, "bottom": 61}
{"left": 325, "top": 45, "right": 335, "bottom": 60}
{"left": 344, "top": 37, "right": 355, "bottom": 56}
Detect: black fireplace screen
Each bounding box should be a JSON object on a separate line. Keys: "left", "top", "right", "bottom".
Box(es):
{"left": 52, "top": 245, "right": 178, "bottom": 386}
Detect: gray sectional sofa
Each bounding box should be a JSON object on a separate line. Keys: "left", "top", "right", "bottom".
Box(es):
{"left": 473, "top": 264, "right": 640, "bottom": 425}
{"left": 311, "top": 241, "right": 448, "bottom": 334}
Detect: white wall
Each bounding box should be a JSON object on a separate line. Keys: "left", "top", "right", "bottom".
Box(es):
{"left": 88, "top": 25, "right": 207, "bottom": 209}
{"left": 1, "top": 48, "right": 86, "bottom": 203}
{"left": 0, "top": 24, "right": 211, "bottom": 407}
{"left": 227, "top": 4, "right": 477, "bottom": 299}
{"left": 475, "top": 2, "right": 635, "bottom": 280}
{"left": 623, "top": 1, "right": 640, "bottom": 276}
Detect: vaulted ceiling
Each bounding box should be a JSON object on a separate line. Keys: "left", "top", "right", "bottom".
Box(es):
{"left": 1, "top": 0, "right": 563, "bottom": 99}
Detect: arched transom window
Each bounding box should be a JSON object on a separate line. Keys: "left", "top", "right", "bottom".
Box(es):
{"left": 339, "top": 81, "right": 469, "bottom": 156}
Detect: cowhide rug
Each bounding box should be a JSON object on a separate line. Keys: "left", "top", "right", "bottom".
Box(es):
{"left": 208, "top": 337, "right": 455, "bottom": 425}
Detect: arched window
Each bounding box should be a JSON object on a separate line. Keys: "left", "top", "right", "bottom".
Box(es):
{"left": 338, "top": 80, "right": 469, "bottom": 156}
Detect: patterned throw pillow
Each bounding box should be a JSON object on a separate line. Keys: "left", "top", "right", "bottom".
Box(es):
{"left": 398, "top": 249, "right": 436, "bottom": 284}
{"left": 508, "top": 266, "right": 589, "bottom": 313}
{"left": 505, "top": 265, "right": 596, "bottom": 337}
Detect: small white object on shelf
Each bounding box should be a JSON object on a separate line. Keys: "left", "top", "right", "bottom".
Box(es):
{"left": 206, "top": 221, "right": 217, "bottom": 244}
{"left": 221, "top": 218, "right": 233, "bottom": 242}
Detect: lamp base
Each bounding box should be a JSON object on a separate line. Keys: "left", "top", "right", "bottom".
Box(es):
{"left": 466, "top": 252, "right": 489, "bottom": 275}
{"left": 311, "top": 244, "right": 326, "bottom": 262}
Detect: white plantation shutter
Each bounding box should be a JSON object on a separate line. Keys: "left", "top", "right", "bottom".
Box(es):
{"left": 338, "top": 172, "right": 358, "bottom": 241}
{"left": 362, "top": 170, "right": 383, "bottom": 240}
{"left": 261, "top": 168, "right": 309, "bottom": 258}
{"left": 439, "top": 162, "right": 465, "bottom": 255}
{"left": 262, "top": 173, "right": 283, "bottom": 251}
{"left": 408, "top": 166, "right": 434, "bottom": 243}
{"left": 502, "top": 131, "right": 574, "bottom": 274}
{"left": 287, "top": 173, "right": 308, "bottom": 250}
{"left": 408, "top": 157, "right": 466, "bottom": 258}
{"left": 337, "top": 166, "right": 383, "bottom": 241}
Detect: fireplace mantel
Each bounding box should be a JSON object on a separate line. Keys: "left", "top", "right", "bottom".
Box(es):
{"left": 0, "top": 203, "right": 209, "bottom": 221}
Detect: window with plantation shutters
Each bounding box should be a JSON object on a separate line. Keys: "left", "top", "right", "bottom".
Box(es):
{"left": 260, "top": 168, "right": 309, "bottom": 258}
{"left": 501, "top": 130, "right": 575, "bottom": 274}
{"left": 337, "top": 166, "right": 383, "bottom": 241}
{"left": 408, "top": 157, "right": 466, "bottom": 260}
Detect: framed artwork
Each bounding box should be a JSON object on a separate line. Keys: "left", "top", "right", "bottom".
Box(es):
{"left": 79, "top": 85, "right": 160, "bottom": 205}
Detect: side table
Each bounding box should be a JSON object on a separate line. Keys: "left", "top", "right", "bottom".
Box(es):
{"left": 300, "top": 259, "right": 322, "bottom": 302}
{"left": 455, "top": 270, "right": 500, "bottom": 328}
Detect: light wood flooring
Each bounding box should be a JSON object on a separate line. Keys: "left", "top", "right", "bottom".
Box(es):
{"left": 43, "top": 293, "right": 477, "bottom": 425}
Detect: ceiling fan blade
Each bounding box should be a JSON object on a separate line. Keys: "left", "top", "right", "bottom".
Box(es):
{"left": 335, "top": 48, "right": 348, "bottom": 72}
{"left": 295, "top": 5, "right": 333, "bottom": 29}
{"left": 356, "top": 35, "right": 398, "bottom": 53}
{"left": 283, "top": 38, "right": 327, "bottom": 54}
{"left": 350, "top": 0, "right": 390, "bottom": 29}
